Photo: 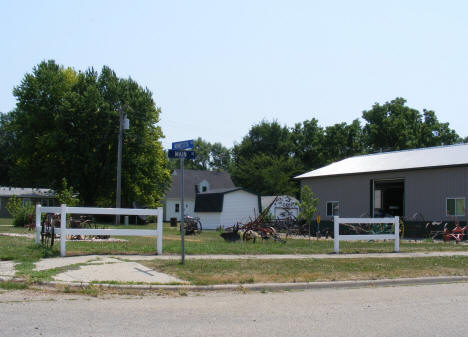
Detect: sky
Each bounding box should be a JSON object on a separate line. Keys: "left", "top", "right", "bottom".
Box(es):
{"left": 1, "top": 0, "right": 467, "bottom": 149}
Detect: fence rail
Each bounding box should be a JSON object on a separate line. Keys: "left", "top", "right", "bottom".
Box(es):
{"left": 35, "top": 204, "right": 163, "bottom": 257}
{"left": 333, "top": 216, "right": 399, "bottom": 253}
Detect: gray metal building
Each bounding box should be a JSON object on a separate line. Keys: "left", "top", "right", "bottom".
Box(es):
{"left": 295, "top": 144, "right": 468, "bottom": 223}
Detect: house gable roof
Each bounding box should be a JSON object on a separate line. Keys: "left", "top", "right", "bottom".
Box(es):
{"left": 165, "top": 169, "right": 235, "bottom": 199}
{"left": 194, "top": 188, "right": 259, "bottom": 212}
{"left": 295, "top": 143, "right": 468, "bottom": 179}
{"left": 0, "top": 187, "right": 55, "bottom": 198}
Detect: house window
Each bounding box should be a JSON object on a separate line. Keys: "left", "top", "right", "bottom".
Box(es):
{"left": 175, "top": 203, "right": 180, "bottom": 213}
{"left": 447, "top": 198, "right": 465, "bottom": 217}
{"left": 202, "top": 186, "right": 207, "bottom": 192}
{"left": 326, "top": 201, "right": 340, "bottom": 216}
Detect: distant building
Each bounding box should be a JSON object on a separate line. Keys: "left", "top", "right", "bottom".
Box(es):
{"left": 0, "top": 187, "right": 56, "bottom": 218}
{"left": 295, "top": 144, "right": 468, "bottom": 224}
{"left": 162, "top": 169, "right": 235, "bottom": 222}
{"left": 261, "top": 195, "right": 299, "bottom": 219}
{"left": 194, "top": 187, "right": 261, "bottom": 229}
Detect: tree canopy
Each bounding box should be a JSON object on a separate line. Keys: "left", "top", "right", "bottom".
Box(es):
{"left": 170, "top": 137, "right": 232, "bottom": 172}
{"left": 2, "top": 60, "right": 171, "bottom": 207}
{"left": 362, "top": 97, "right": 461, "bottom": 151}
{"left": 230, "top": 99, "right": 462, "bottom": 197}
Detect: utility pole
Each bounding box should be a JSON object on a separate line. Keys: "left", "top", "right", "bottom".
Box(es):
{"left": 115, "top": 106, "right": 129, "bottom": 225}
{"left": 115, "top": 106, "right": 123, "bottom": 225}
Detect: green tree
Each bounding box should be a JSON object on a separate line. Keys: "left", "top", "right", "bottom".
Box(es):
{"left": 55, "top": 178, "right": 79, "bottom": 206}
{"left": 362, "top": 97, "right": 461, "bottom": 152}
{"left": 290, "top": 119, "right": 325, "bottom": 170}
{"left": 230, "top": 153, "right": 303, "bottom": 196}
{"left": 171, "top": 137, "right": 232, "bottom": 172}
{"left": 231, "top": 120, "right": 301, "bottom": 195}
{"left": 297, "top": 185, "right": 318, "bottom": 237}
{"left": 6, "top": 60, "right": 171, "bottom": 207}
{"left": 0, "top": 113, "right": 14, "bottom": 185}
{"left": 322, "top": 120, "right": 364, "bottom": 164}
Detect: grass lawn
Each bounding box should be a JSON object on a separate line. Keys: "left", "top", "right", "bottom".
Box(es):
{"left": 2, "top": 217, "right": 468, "bottom": 287}
{"left": 2, "top": 218, "right": 468, "bottom": 260}
{"left": 140, "top": 256, "right": 468, "bottom": 285}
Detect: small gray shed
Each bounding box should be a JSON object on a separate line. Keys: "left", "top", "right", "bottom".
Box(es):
{"left": 295, "top": 144, "right": 468, "bottom": 224}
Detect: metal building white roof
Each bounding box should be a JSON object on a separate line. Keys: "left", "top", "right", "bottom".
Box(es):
{"left": 295, "top": 143, "right": 468, "bottom": 179}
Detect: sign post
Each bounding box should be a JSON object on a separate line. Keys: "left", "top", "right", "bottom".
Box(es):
{"left": 170, "top": 140, "right": 195, "bottom": 264}
{"left": 180, "top": 156, "right": 185, "bottom": 264}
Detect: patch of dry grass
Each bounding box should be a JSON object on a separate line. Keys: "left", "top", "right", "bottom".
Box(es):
{"left": 140, "top": 256, "right": 468, "bottom": 285}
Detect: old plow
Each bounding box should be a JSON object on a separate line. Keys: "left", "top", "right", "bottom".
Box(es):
{"left": 221, "top": 196, "right": 286, "bottom": 243}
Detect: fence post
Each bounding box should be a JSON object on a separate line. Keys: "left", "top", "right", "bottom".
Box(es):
{"left": 60, "top": 204, "right": 67, "bottom": 257}
{"left": 157, "top": 207, "right": 163, "bottom": 255}
{"left": 334, "top": 216, "right": 339, "bottom": 253}
{"left": 35, "top": 204, "right": 41, "bottom": 244}
{"left": 394, "top": 216, "right": 400, "bottom": 252}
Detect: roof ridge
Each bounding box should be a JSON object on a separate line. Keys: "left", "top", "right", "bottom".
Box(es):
{"left": 352, "top": 143, "right": 468, "bottom": 160}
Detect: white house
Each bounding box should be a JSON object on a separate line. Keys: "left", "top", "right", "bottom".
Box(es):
{"left": 194, "top": 188, "right": 261, "bottom": 229}
{"left": 261, "top": 195, "right": 299, "bottom": 219}
{"left": 162, "top": 169, "right": 235, "bottom": 222}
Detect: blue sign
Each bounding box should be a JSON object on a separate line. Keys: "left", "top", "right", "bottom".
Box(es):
{"left": 168, "top": 150, "right": 196, "bottom": 160}
{"left": 172, "top": 139, "right": 194, "bottom": 150}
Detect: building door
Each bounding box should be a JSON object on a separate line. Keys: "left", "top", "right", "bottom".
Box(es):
{"left": 371, "top": 179, "right": 404, "bottom": 217}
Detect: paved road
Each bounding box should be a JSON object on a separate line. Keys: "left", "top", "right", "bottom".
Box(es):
{"left": 1, "top": 282, "right": 466, "bottom": 337}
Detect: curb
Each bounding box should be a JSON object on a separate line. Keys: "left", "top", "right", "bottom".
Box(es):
{"left": 31, "top": 275, "right": 468, "bottom": 292}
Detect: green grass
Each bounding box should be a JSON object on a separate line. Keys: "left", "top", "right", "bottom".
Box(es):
{"left": 140, "top": 256, "right": 468, "bottom": 285}
{"left": 3, "top": 217, "right": 468, "bottom": 287}
{"left": 0, "top": 281, "right": 28, "bottom": 290}
{"left": 0, "top": 218, "right": 13, "bottom": 226}
{"left": 2, "top": 219, "right": 468, "bottom": 260}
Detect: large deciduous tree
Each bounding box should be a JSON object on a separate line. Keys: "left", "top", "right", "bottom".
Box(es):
{"left": 231, "top": 120, "right": 303, "bottom": 196}
{"left": 170, "top": 137, "right": 232, "bottom": 171}
{"left": 6, "top": 60, "right": 171, "bottom": 207}
{"left": 362, "top": 97, "right": 461, "bottom": 152}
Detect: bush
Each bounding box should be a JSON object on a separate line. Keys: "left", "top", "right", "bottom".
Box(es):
{"left": 6, "top": 195, "right": 35, "bottom": 227}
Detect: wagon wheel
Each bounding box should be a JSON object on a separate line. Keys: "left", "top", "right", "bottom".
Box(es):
{"left": 196, "top": 219, "right": 203, "bottom": 234}
{"left": 41, "top": 223, "right": 47, "bottom": 245}
{"left": 49, "top": 226, "right": 55, "bottom": 247}
{"left": 41, "top": 224, "right": 54, "bottom": 248}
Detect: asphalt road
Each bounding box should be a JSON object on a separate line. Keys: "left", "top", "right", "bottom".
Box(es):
{"left": 1, "top": 282, "right": 467, "bottom": 337}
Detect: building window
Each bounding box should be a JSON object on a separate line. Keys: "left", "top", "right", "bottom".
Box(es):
{"left": 447, "top": 198, "right": 465, "bottom": 216}
{"left": 326, "top": 201, "right": 340, "bottom": 216}
{"left": 202, "top": 186, "right": 207, "bottom": 192}
{"left": 175, "top": 204, "right": 180, "bottom": 213}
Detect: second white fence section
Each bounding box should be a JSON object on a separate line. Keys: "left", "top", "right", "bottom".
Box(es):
{"left": 35, "top": 204, "right": 163, "bottom": 257}
{"left": 333, "top": 216, "right": 400, "bottom": 254}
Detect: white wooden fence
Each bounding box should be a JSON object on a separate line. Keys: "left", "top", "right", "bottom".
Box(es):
{"left": 35, "top": 204, "right": 163, "bottom": 257}
{"left": 333, "top": 216, "right": 400, "bottom": 253}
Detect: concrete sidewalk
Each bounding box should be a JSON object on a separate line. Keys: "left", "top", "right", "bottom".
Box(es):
{"left": 25, "top": 251, "right": 468, "bottom": 287}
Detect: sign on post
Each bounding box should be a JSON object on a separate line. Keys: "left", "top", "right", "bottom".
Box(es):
{"left": 168, "top": 150, "right": 196, "bottom": 160}
{"left": 169, "top": 140, "right": 196, "bottom": 265}
{"left": 172, "top": 140, "right": 194, "bottom": 150}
